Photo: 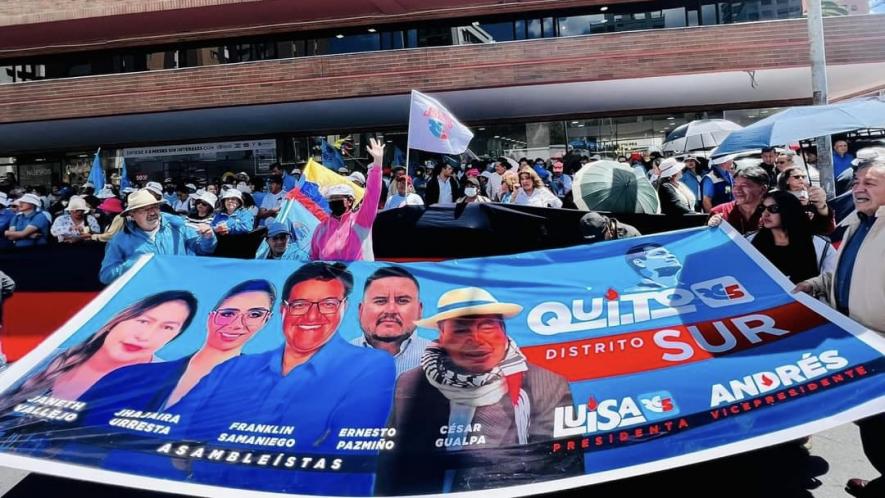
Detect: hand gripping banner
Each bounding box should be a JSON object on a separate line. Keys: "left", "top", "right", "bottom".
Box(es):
{"left": 0, "top": 225, "right": 882, "bottom": 497}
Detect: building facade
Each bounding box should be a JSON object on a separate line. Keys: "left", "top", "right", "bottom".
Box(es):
{"left": 1, "top": 0, "right": 883, "bottom": 186}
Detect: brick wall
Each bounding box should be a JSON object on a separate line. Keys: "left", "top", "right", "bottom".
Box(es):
{"left": 0, "top": 0, "right": 615, "bottom": 57}
{"left": 1, "top": 16, "right": 882, "bottom": 124}
{"left": 0, "top": 0, "right": 260, "bottom": 26}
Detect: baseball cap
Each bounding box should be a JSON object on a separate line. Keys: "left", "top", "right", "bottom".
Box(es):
{"left": 326, "top": 184, "right": 355, "bottom": 198}
{"left": 266, "top": 221, "right": 291, "bottom": 239}
{"left": 579, "top": 212, "right": 611, "bottom": 242}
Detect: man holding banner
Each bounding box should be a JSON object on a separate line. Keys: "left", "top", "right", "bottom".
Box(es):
{"left": 796, "top": 156, "right": 885, "bottom": 497}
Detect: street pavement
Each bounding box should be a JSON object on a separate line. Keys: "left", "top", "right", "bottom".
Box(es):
{"left": 0, "top": 422, "right": 875, "bottom": 497}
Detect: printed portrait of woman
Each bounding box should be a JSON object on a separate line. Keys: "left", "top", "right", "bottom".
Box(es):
{"left": 75, "top": 278, "right": 276, "bottom": 421}
{"left": 1, "top": 290, "right": 199, "bottom": 411}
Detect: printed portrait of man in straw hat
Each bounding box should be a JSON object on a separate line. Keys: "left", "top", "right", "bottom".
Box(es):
{"left": 376, "top": 286, "right": 583, "bottom": 495}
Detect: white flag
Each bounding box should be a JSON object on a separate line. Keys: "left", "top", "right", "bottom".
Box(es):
{"left": 407, "top": 90, "right": 474, "bottom": 154}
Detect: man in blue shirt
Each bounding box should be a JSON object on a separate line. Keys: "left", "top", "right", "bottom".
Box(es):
{"left": 100, "top": 190, "right": 216, "bottom": 284}
{"left": 833, "top": 139, "right": 855, "bottom": 178}
{"left": 679, "top": 154, "right": 704, "bottom": 212}
{"left": 4, "top": 194, "right": 50, "bottom": 248}
{"left": 0, "top": 193, "right": 15, "bottom": 250}
{"left": 701, "top": 154, "right": 735, "bottom": 212}
{"left": 169, "top": 262, "right": 395, "bottom": 495}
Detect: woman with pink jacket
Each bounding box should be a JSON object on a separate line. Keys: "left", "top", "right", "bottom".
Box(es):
{"left": 310, "top": 138, "right": 385, "bottom": 261}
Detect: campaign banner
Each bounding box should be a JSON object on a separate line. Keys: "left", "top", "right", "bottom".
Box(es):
{"left": 0, "top": 225, "right": 882, "bottom": 498}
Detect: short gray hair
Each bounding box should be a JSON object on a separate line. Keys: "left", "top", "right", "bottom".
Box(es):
{"left": 856, "top": 158, "right": 885, "bottom": 173}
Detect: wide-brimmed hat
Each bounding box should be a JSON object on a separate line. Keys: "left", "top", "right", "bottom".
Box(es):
{"left": 145, "top": 181, "right": 164, "bottom": 195}
{"left": 122, "top": 190, "right": 163, "bottom": 215}
{"left": 65, "top": 196, "right": 90, "bottom": 212}
{"left": 98, "top": 197, "right": 124, "bottom": 214}
{"left": 194, "top": 191, "right": 218, "bottom": 207}
{"left": 221, "top": 188, "right": 243, "bottom": 204}
{"left": 16, "top": 193, "right": 42, "bottom": 208}
{"left": 415, "top": 287, "right": 523, "bottom": 329}
{"left": 658, "top": 158, "right": 685, "bottom": 179}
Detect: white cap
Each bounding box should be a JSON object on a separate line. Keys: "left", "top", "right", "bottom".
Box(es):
{"left": 236, "top": 182, "right": 252, "bottom": 194}
{"left": 658, "top": 158, "right": 685, "bottom": 179}
{"left": 96, "top": 187, "right": 116, "bottom": 199}
{"left": 326, "top": 184, "right": 355, "bottom": 198}
{"left": 221, "top": 188, "right": 243, "bottom": 201}
{"left": 185, "top": 183, "right": 197, "bottom": 192}
{"left": 852, "top": 146, "right": 885, "bottom": 166}
{"left": 0, "top": 192, "right": 8, "bottom": 207}
{"left": 710, "top": 153, "right": 737, "bottom": 165}
{"left": 347, "top": 171, "right": 366, "bottom": 184}
{"left": 195, "top": 191, "right": 218, "bottom": 207}
{"left": 145, "top": 181, "right": 163, "bottom": 195}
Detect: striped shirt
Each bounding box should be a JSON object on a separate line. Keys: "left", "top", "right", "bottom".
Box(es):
{"left": 351, "top": 333, "right": 433, "bottom": 378}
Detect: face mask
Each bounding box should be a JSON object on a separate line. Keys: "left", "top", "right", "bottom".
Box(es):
{"left": 329, "top": 199, "right": 348, "bottom": 216}
{"left": 464, "top": 187, "right": 478, "bottom": 197}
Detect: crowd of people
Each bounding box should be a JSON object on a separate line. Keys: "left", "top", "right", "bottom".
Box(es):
{"left": 0, "top": 138, "right": 883, "bottom": 495}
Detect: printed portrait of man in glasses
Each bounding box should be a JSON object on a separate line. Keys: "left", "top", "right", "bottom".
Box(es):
{"left": 166, "top": 262, "right": 396, "bottom": 495}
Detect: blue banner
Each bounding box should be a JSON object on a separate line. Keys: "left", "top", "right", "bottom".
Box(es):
{"left": 0, "top": 225, "right": 882, "bottom": 497}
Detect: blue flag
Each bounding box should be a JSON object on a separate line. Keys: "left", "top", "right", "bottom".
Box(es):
{"left": 119, "top": 157, "right": 131, "bottom": 191}
{"left": 321, "top": 139, "right": 346, "bottom": 171}
{"left": 88, "top": 149, "right": 105, "bottom": 188}
{"left": 255, "top": 179, "right": 330, "bottom": 260}
{"left": 393, "top": 146, "right": 406, "bottom": 167}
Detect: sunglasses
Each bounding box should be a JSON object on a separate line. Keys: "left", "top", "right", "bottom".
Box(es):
{"left": 761, "top": 204, "right": 781, "bottom": 214}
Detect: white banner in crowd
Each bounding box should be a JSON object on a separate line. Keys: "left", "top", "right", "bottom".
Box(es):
{"left": 407, "top": 90, "right": 474, "bottom": 155}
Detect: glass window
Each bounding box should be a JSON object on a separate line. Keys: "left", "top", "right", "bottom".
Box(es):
{"left": 514, "top": 20, "right": 526, "bottom": 40}
{"left": 688, "top": 9, "right": 700, "bottom": 25}
{"left": 406, "top": 29, "right": 418, "bottom": 48}
{"left": 0, "top": 66, "right": 14, "bottom": 84}
{"left": 527, "top": 19, "right": 542, "bottom": 39}
{"left": 145, "top": 49, "right": 179, "bottom": 70}
{"left": 663, "top": 8, "right": 687, "bottom": 28}
{"left": 182, "top": 47, "right": 220, "bottom": 67}
{"left": 416, "top": 26, "right": 452, "bottom": 47}
{"left": 329, "top": 33, "right": 380, "bottom": 54}
{"left": 702, "top": 3, "right": 719, "bottom": 24}
{"left": 381, "top": 31, "right": 405, "bottom": 50}
{"left": 542, "top": 17, "right": 555, "bottom": 37}
{"left": 478, "top": 21, "right": 515, "bottom": 42}
{"left": 558, "top": 15, "right": 606, "bottom": 36}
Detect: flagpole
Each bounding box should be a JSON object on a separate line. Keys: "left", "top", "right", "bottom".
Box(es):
{"left": 405, "top": 90, "right": 413, "bottom": 174}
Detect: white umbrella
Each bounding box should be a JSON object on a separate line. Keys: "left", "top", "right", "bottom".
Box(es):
{"left": 662, "top": 119, "right": 743, "bottom": 154}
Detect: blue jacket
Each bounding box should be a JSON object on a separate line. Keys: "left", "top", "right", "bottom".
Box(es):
{"left": 833, "top": 153, "right": 855, "bottom": 178}
{"left": 0, "top": 209, "right": 15, "bottom": 249}
{"left": 9, "top": 211, "right": 50, "bottom": 248}
{"left": 211, "top": 208, "right": 255, "bottom": 235}
{"left": 99, "top": 213, "right": 216, "bottom": 284}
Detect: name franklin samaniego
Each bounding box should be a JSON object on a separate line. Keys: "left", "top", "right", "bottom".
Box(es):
{"left": 156, "top": 443, "right": 343, "bottom": 471}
